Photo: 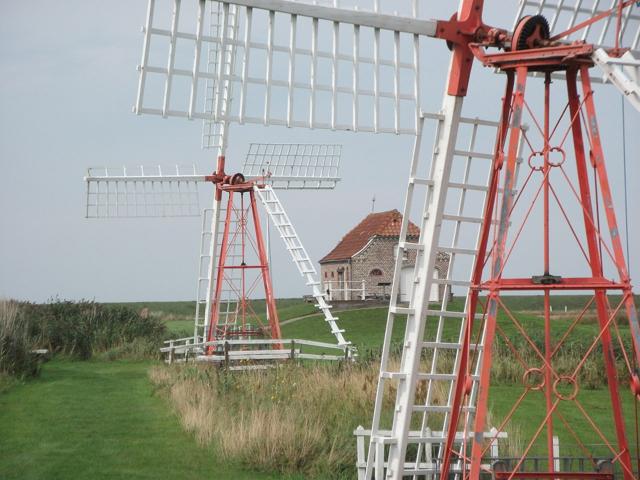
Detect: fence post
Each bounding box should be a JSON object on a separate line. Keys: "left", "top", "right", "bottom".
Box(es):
{"left": 375, "top": 440, "right": 385, "bottom": 480}
{"left": 553, "top": 436, "right": 560, "bottom": 471}
{"left": 362, "top": 280, "right": 366, "bottom": 300}
{"left": 425, "top": 427, "right": 433, "bottom": 467}
{"left": 168, "top": 340, "right": 174, "bottom": 364}
{"left": 355, "top": 425, "right": 366, "bottom": 480}
{"left": 489, "top": 427, "right": 499, "bottom": 460}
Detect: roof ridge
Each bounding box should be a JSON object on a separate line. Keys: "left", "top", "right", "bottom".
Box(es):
{"left": 319, "top": 210, "right": 420, "bottom": 263}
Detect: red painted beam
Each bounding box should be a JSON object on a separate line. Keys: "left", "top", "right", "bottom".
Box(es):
{"left": 476, "top": 277, "right": 626, "bottom": 291}
{"left": 494, "top": 473, "right": 613, "bottom": 480}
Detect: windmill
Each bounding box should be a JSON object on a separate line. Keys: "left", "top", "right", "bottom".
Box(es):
{"left": 85, "top": 146, "right": 352, "bottom": 362}
{"left": 86, "top": 3, "right": 353, "bottom": 364}
{"left": 131, "top": 0, "right": 640, "bottom": 478}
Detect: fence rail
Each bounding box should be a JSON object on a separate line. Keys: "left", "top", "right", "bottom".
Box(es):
{"left": 160, "top": 336, "right": 353, "bottom": 364}
{"left": 323, "top": 280, "right": 367, "bottom": 301}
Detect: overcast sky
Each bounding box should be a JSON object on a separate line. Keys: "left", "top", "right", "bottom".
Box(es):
{"left": 1, "top": 1, "right": 638, "bottom": 303}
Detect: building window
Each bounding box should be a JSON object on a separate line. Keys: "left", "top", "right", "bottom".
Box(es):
{"left": 331, "top": 271, "right": 335, "bottom": 278}
{"left": 370, "top": 268, "right": 383, "bottom": 277}
{"left": 324, "top": 272, "right": 327, "bottom": 279}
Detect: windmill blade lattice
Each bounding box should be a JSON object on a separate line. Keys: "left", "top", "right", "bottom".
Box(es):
{"left": 85, "top": 165, "right": 201, "bottom": 218}
{"left": 135, "top": 0, "right": 431, "bottom": 134}
{"left": 243, "top": 143, "right": 341, "bottom": 189}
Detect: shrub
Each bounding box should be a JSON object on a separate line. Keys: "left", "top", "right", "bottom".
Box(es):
{"left": 23, "top": 300, "right": 167, "bottom": 360}
{"left": 0, "top": 300, "right": 40, "bottom": 378}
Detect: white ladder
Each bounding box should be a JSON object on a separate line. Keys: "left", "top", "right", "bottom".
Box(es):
{"left": 364, "top": 105, "right": 523, "bottom": 479}
{"left": 253, "top": 185, "right": 351, "bottom": 349}
{"left": 593, "top": 48, "right": 640, "bottom": 112}
{"left": 194, "top": 205, "right": 243, "bottom": 342}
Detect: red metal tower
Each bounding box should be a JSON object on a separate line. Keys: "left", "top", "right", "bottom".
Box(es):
{"left": 204, "top": 156, "right": 282, "bottom": 348}
{"left": 439, "top": 15, "right": 640, "bottom": 480}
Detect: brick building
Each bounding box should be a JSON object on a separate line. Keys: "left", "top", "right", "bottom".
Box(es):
{"left": 319, "top": 209, "right": 450, "bottom": 302}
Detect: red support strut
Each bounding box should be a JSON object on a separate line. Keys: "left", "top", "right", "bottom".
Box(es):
{"left": 440, "top": 46, "right": 640, "bottom": 480}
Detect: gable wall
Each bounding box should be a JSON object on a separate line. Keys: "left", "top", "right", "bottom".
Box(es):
{"left": 319, "top": 260, "right": 351, "bottom": 299}
{"left": 352, "top": 237, "right": 414, "bottom": 296}
{"left": 352, "top": 237, "right": 450, "bottom": 300}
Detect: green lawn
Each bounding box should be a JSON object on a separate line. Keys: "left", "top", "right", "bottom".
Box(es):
{"left": 113, "top": 298, "right": 320, "bottom": 338}
{"left": 0, "top": 360, "right": 287, "bottom": 480}
{"left": 283, "top": 299, "right": 634, "bottom": 352}
{"left": 489, "top": 385, "right": 639, "bottom": 455}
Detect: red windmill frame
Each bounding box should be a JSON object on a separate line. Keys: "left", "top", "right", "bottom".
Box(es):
{"left": 204, "top": 156, "right": 282, "bottom": 348}
{"left": 434, "top": 4, "right": 640, "bottom": 479}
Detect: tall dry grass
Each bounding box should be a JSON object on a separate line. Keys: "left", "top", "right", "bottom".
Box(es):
{"left": 150, "top": 363, "right": 379, "bottom": 478}
{"left": 149, "top": 358, "right": 528, "bottom": 479}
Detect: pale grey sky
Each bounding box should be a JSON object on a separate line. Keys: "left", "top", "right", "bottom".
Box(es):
{"left": 0, "top": 1, "right": 637, "bottom": 302}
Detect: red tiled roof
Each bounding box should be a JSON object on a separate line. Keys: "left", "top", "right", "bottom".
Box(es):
{"left": 319, "top": 209, "right": 420, "bottom": 263}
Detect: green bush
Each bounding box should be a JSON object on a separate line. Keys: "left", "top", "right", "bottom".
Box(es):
{"left": 0, "top": 300, "right": 40, "bottom": 378}
{"left": 22, "top": 300, "right": 167, "bottom": 360}
{"left": 1, "top": 300, "right": 167, "bottom": 378}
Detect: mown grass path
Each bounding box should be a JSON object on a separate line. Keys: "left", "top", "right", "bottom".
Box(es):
{"left": 0, "top": 360, "right": 281, "bottom": 480}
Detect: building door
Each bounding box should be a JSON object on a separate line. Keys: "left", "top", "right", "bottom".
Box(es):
{"left": 337, "top": 268, "right": 345, "bottom": 300}
{"left": 400, "top": 266, "right": 439, "bottom": 303}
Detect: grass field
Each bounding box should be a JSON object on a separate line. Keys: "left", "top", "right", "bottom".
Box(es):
{"left": 0, "top": 360, "right": 294, "bottom": 480}
{"left": 2, "top": 297, "right": 638, "bottom": 479}
{"left": 112, "top": 299, "right": 319, "bottom": 337}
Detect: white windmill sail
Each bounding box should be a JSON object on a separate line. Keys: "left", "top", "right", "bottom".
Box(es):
{"left": 359, "top": 107, "right": 525, "bottom": 479}
{"left": 243, "top": 143, "right": 341, "bottom": 189}
{"left": 254, "top": 185, "right": 350, "bottom": 347}
{"left": 134, "top": 0, "right": 436, "bottom": 134}
{"left": 202, "top": 1, "right": 240, "bottom": 151}
{"left": 593, "top": 47, "right": 640, "bottom": 111}
{"left": 84, "top": 165, "right": 202, "bottom": 218}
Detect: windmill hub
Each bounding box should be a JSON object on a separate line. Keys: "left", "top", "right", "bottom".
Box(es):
{"left": 512, "top": 15, "right": 551, "bottom": 51}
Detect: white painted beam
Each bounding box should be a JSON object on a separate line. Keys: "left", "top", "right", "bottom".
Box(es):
{"left": 219, "top": 0, "right": 438, "bottom": 36}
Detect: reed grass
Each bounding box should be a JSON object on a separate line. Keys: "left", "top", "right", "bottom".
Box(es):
{"left": 149, "top": 360, "right": 525, "bottom": 479}
{"left": 0, "top": 300, "right": 39, "bottom": 378}
{"left": 22, "top": 300, "right": 167, "bottom": 360}
{"left": 149, "top": 362, "right": 382, "bottom": 478}
{"left": 0, "top": 299, "right": 167, "bottom": 379}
